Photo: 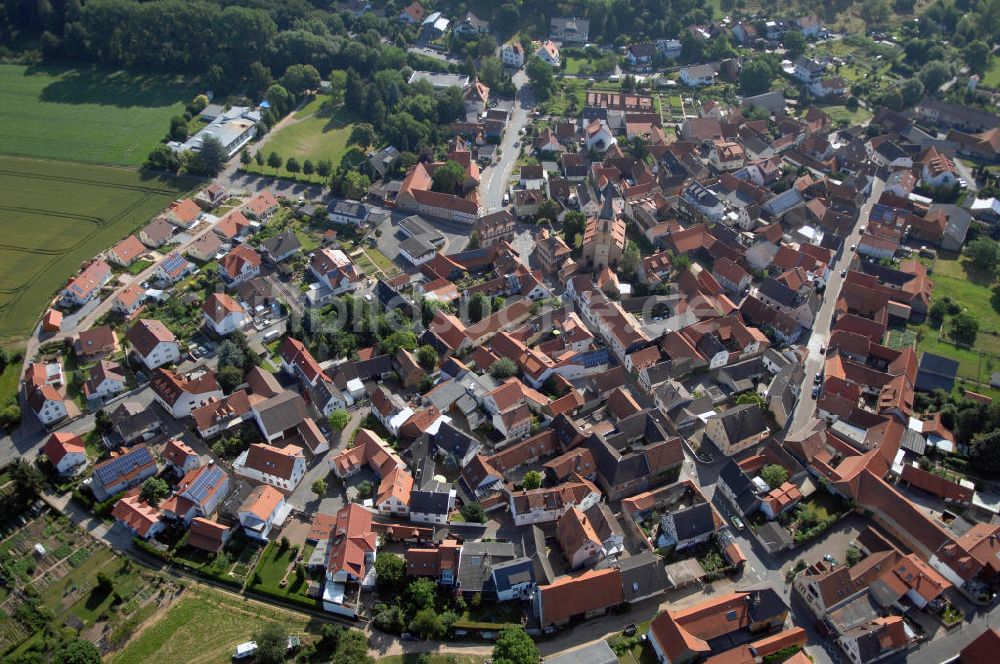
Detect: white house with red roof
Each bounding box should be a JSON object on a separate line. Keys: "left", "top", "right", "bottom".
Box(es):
{"left": 238, "top": 484, "right": 287, "bottom": 540}
{"left": 126, "top": 319, "right": 180, "bottom": 370}
{"left": 213, "top": 209, "right": 253, "bottom": 241}
{"left": 111, "top": 492, "right": 166, "bottom": 539}
{"left": 61, "top": 259, "right": 112, "bottom": 307}
{"left": 150, "top": 367, "right": 223, "bottom": 418}
{"left": 107, "top": 235, "right": 147, "bottom": 267}
{"left": 501, "top": 41, "right": 525, "bottom": 67}
{"left": 27, "top": 383, "right": 69, "bottom": 426}
{"left": 280, "top": 337, "right": 324, "bottom": 383}
{"left": 42, "top": 432, "right": 87, "bottom": 476}
{"left": 202, "top": 292, "right": 246, "bottom": 336}
{"left": 220, "top": 244, "right": 262, "bottom": 285}
{"left": 309, "top": 248, "right": 365, "bottom": 295}
{"left": 241, "top": 191, "right": 279, "bottom": 221}
{"left": 165, "top": 199, "right": 202, "bottom": 228}
{"left": 233, "top": 442, "right": 307, "bottom": 491}
{"left": 162, "top": 438, "right": 201, "bottom": 475}
{"left": 154, "top": 251, "right": 195, "bottom": 284}
{"left": 160, "top": 463, "right": 229, "bottom": 524}
{"left": 320, "top": 503, "right": 378, "bottom": 616}
{"left": 536, "top": 40, "right": 561, "bottom": 66}
{"left": 112, "top": 284, "right": 146, "bottom": 317}
{"left": 187, "top": 517, "right": 232, "bottom": 552}
{"left": 399, "top": 1, "right": 425, "bottom": 23}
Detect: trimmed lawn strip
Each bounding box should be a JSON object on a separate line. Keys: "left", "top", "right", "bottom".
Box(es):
{"left": 0, "top": 362, "right": 18, "bottom": 406}
{"left": 364, "top": 248, "right": 401, "bottom": 276}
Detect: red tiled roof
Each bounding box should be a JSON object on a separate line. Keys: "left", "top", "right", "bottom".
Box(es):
{"left": 239, "top": 484, "right": 284, "bottom": 521}
{"left": 538, "top": 567, "right": 624, "bottom": 626}
{"left": 42, "top": 432, "right": 85, "bottom": 467}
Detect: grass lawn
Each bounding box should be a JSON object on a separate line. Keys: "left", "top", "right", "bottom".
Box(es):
{"left": 293, "top": 228, "right": 320, "bottom": 252}
{"left": 247, "top": 541, "right": 318, "bottom": 609}
{"left": 111, "top": 587, "right": 310, "bottom": 664}
{"left": 0, "top": 156, "right": 196, "bottom": 342}
{"left": 818, "top": 104, "right": 873, "bottom": 126}
{"left": 0, "top": 361, "right": 18, "bottom": 406}
{"left": 126, "top": 259, "right": 153, "bottom": 275}
{"left": 930, "top": 254, "right": 1000, "bottom": 334}
{"left": 983, "top": 56, "right": 1000, "bottom": 88}
{"left": 245, "top": 94, "right": 355, "bottom": 181}
{"left": 364, "top": 248, "right": 401, "bottom": 277}
{"left": 564, "top": 57, "right": 587, "bottom": 75}
{"left": 607, "top": 620, "right": 656, "bottom": 664}
{"left": 0, "top": 64, "right": 196, "bottom": 166}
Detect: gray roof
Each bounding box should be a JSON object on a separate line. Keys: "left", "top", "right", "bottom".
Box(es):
{"left": 758, "top": 278, "right": 802, "bottom": 307}
{"left": 399, "top": 215, "right": 445, "bottom": 244}
{"left": 110, "top": 401, "right": 160, "bottom": 440}
{"left": 544, "top": 641, "right": 617, "bottom": 664}
{"left": 718, "top": 460, "right": 761, "bottom": 515}
{"left": 670, "top": 502, "right": 716, "bottom": 541}
{"left": 327, "top": 199, "right": 368, "bottom": 219}
{"left": 490, "top": 557, "right": 535, "bottom": 592}
{"left": 409, "top": 483, "right": 453, "bottom": 515}
{"left": 408, "top": 71, "right": 470, "bottom": 89}
{"left": 522, "top": 525, "right": 555, "bottom": 586}
{"left": 457, "top": 541, "right": 517, "bottom": 592}
{"left": 253, "top": 390, "right": 307, "bottom": 436}
{"left": 683, "top": 64, "right": 716, "bottom": 78}
{"left": 618, "top": 550, "right": 669, "bottom": 602}
{"left": 717, "top": 403, "right": 769, "bottom": 444}
{"left": 261, "top": 230, "right": 301, "bottom": 259}
{"left": 433, "top": 421, "right": 480, "bottom": 460}
{"left": 743, "top": 91, "right": 786, "bottom": 113}
{"left": 756, "top": 520, "right": 793, "bottom": 550}
{"left": 400, "top": 234, "right": 436, "bottom": 258}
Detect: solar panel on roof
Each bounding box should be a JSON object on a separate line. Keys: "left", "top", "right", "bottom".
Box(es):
{"left": 94, "top": 446, "right": 154, "bottom": 485}
{"left": 185, "top": 465, "right": 225, "bottom": 504}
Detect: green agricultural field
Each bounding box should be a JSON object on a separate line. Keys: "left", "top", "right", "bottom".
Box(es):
{"left": 111, "top": 588, "right": 310, "bottom": 664}
{"left": 0, "top": 156, "right": 196, "bottom": 341}
{"left": 0, "top": 64, "right": 196, "bottom": 166}
{"left": 245, "top": 94, "right": 356, "bottom": 182}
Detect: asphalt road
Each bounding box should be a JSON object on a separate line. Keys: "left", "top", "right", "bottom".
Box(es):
{"left": 479, "top": 72, "right": 531, "bottom": 213}
{"left": 786, "top": 177, "right": 886, "bottom": 434}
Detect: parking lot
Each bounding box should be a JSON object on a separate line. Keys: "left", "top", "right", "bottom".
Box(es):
{"left": 371, "top": 211, "right": 472, "bottom": 268}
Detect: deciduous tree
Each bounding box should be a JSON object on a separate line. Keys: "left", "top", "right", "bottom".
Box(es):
{"left": 139, "top": 477, "right": 169, "bottom": 507}
{"left": 328, "top": 409, "right": 350, "bottom": 431}
{"left": 253, "top": 622, "right": 288, "bottom": 664}
{"left": 493, "top": 626, "right": 539, "bottom": 664}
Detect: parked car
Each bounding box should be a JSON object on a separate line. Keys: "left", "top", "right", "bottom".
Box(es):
{"left": 624, "top": 624, "right": 638, "bottom": 636}
{"left": 731, "top": 516, "right": 745, "bottom": 531}
{"left": 812, "top": 384, "right": 821, "bottom": 398}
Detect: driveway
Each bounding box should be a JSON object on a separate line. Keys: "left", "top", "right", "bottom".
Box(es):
{"left": 286, "top": 406, "right": 369, "bottom": 513}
